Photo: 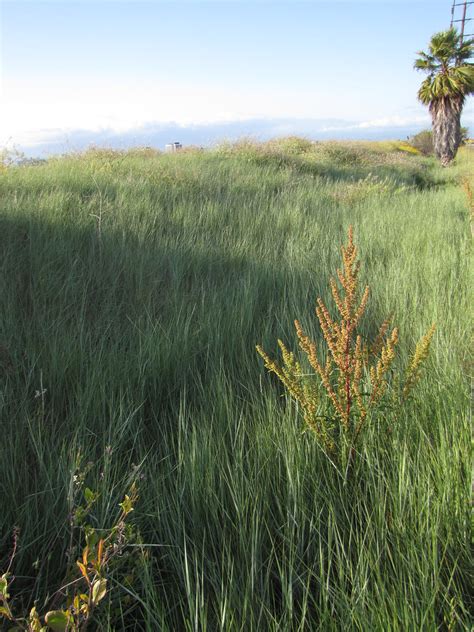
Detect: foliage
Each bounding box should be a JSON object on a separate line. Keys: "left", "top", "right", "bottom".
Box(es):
{"left": 414, "top": 28, "right": 474, "bottom": 165}
{"left": 409, "top": 127, "right": 470, "bottom": 155}
{"left": 257, "top": 227, "right": 435, "bottom": 467}
{"left": 414, "top": 29, "right": 474, "bottom": 104}
{"left": 409, "top": 129, "right": 435, "bottom": 155}
{"left": 0, "top": 141, "right": 471, "bottom": 629}
{"left": 459, "top": 125, "right": 469, "bottom": 144}
{"left": 0, "top": 467, "right": 139, "bottom": 632}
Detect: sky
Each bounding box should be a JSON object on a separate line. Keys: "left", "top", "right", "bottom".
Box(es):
{"left": 1, "top": 0, "right": 473, "bottom": 155}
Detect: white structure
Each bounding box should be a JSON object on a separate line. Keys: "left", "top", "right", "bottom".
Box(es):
{"left": 165, "top": 142, "right": 182, "bottom": 153}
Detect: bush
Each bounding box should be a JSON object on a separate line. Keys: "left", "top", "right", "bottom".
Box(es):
{"left": 409, "top": 130, "right": 434, "bottom": 155}
{"left": 409, "top": 127, "right": 470, "bottom": 155}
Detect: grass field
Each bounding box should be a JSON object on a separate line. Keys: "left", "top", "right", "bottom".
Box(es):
{"left": 0, "top": 139, "right": 471, "bottom": 630}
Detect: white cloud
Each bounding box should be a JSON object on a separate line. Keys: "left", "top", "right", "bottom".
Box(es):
{"left": 357, "top": 115, "right": 430, "bottom": 129}
{"left": 1, "top": 72, "right": 411, "bottom": 146}
{"left": 0, "top": 106, "right": 431, "bottom": 149}
{"left": 320, "top": 114, "right": 432, "bottom": 133}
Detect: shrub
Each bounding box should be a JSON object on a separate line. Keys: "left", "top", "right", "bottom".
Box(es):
{"left": 409, "top": 127, "right": 470, "bottom": 156}
{"left": 408, "top": 130, "right": 434, "bottom": 155}
{"left": 0, "top": 463, "right": 140, "bottom": 631}
{"left": 460, "top": 126, "right": 470, "bottom": 145}
{"left": 257, "top": 227, "right": 435, "bottom": 472}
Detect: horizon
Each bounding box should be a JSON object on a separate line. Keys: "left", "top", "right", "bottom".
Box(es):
{"left": 5, "top": 117, "right": 456, "bottom": 160}
{"left": 1, "top": 0, "right": 473, "bottom": 156}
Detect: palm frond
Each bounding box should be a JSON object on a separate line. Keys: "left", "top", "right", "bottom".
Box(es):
{"left": 415, "top": 28, "right": 474, "bottom": 104}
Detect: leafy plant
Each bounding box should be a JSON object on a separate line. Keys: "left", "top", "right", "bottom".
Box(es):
{"left": 0, "top": 469, "right": 140, "bottom": 631}
{"left": 257, "top": 227, "right": 435, "bottom": 469}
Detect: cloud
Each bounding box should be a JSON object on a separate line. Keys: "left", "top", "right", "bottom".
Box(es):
{"left": 319, "top": 114, "right": 432, "bottom": 133}
{"left": 4, "top": 113, "right": 473, "bottom": 158}
{"left": 357, "top": 115, "right": 431, "bottom": 129}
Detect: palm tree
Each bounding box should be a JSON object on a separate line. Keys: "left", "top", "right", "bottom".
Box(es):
{"left": 414, "top": 28, "right": 473, "bottom": 166}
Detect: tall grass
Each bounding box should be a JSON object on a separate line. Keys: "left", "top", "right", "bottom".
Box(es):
{"left": 0, "top": 140, "right": 471, "bottom": 630}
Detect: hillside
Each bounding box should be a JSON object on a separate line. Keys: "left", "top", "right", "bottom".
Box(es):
{"left": 0, "top": 140, "right": 471, "bottom": 630}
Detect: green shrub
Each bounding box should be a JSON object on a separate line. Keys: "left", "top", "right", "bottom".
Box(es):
{"left": 409, "top": 127, "right": 470, "bottom": 155}
{"left": 409, "top": 130, "right": 434, "bottom": 155}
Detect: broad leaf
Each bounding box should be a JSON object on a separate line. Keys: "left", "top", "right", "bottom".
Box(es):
{"left": 0, "top": 574, "right": 9, "bottom": 597}
{"left": 45, "top": 610, "right": 70, "bottom": 631}
{"left": 0, "top": 605, "right": 13, "bottom": 619}
{"left": 84, "top": 487, "right": 96, "bottom": 504}
{"left": 92, "top": 578, "right": 107, "bottom": 604}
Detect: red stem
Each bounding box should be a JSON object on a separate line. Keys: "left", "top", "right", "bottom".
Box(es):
{"left": 344, "top": 320, "right": 352, "bottom": 429}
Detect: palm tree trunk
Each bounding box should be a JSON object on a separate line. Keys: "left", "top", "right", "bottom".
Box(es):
{"left": 430, "top": 97, "right": 463, "bottom": 166}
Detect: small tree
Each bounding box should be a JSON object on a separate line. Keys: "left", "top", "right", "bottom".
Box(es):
{"left": 414, "top": 28, "right": 473, "bottom": 166}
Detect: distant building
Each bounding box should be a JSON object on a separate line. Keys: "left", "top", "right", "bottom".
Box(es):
{"left": 165, "top": 142, "right": 182, "bottom": 153}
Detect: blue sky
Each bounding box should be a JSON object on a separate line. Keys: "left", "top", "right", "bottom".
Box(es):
{"left": 1, "top": 0, "right": 473, "bottom": 153}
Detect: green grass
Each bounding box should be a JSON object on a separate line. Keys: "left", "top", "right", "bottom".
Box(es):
{"left": 0, "top": 140, "right": 471, "bottom": 630}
